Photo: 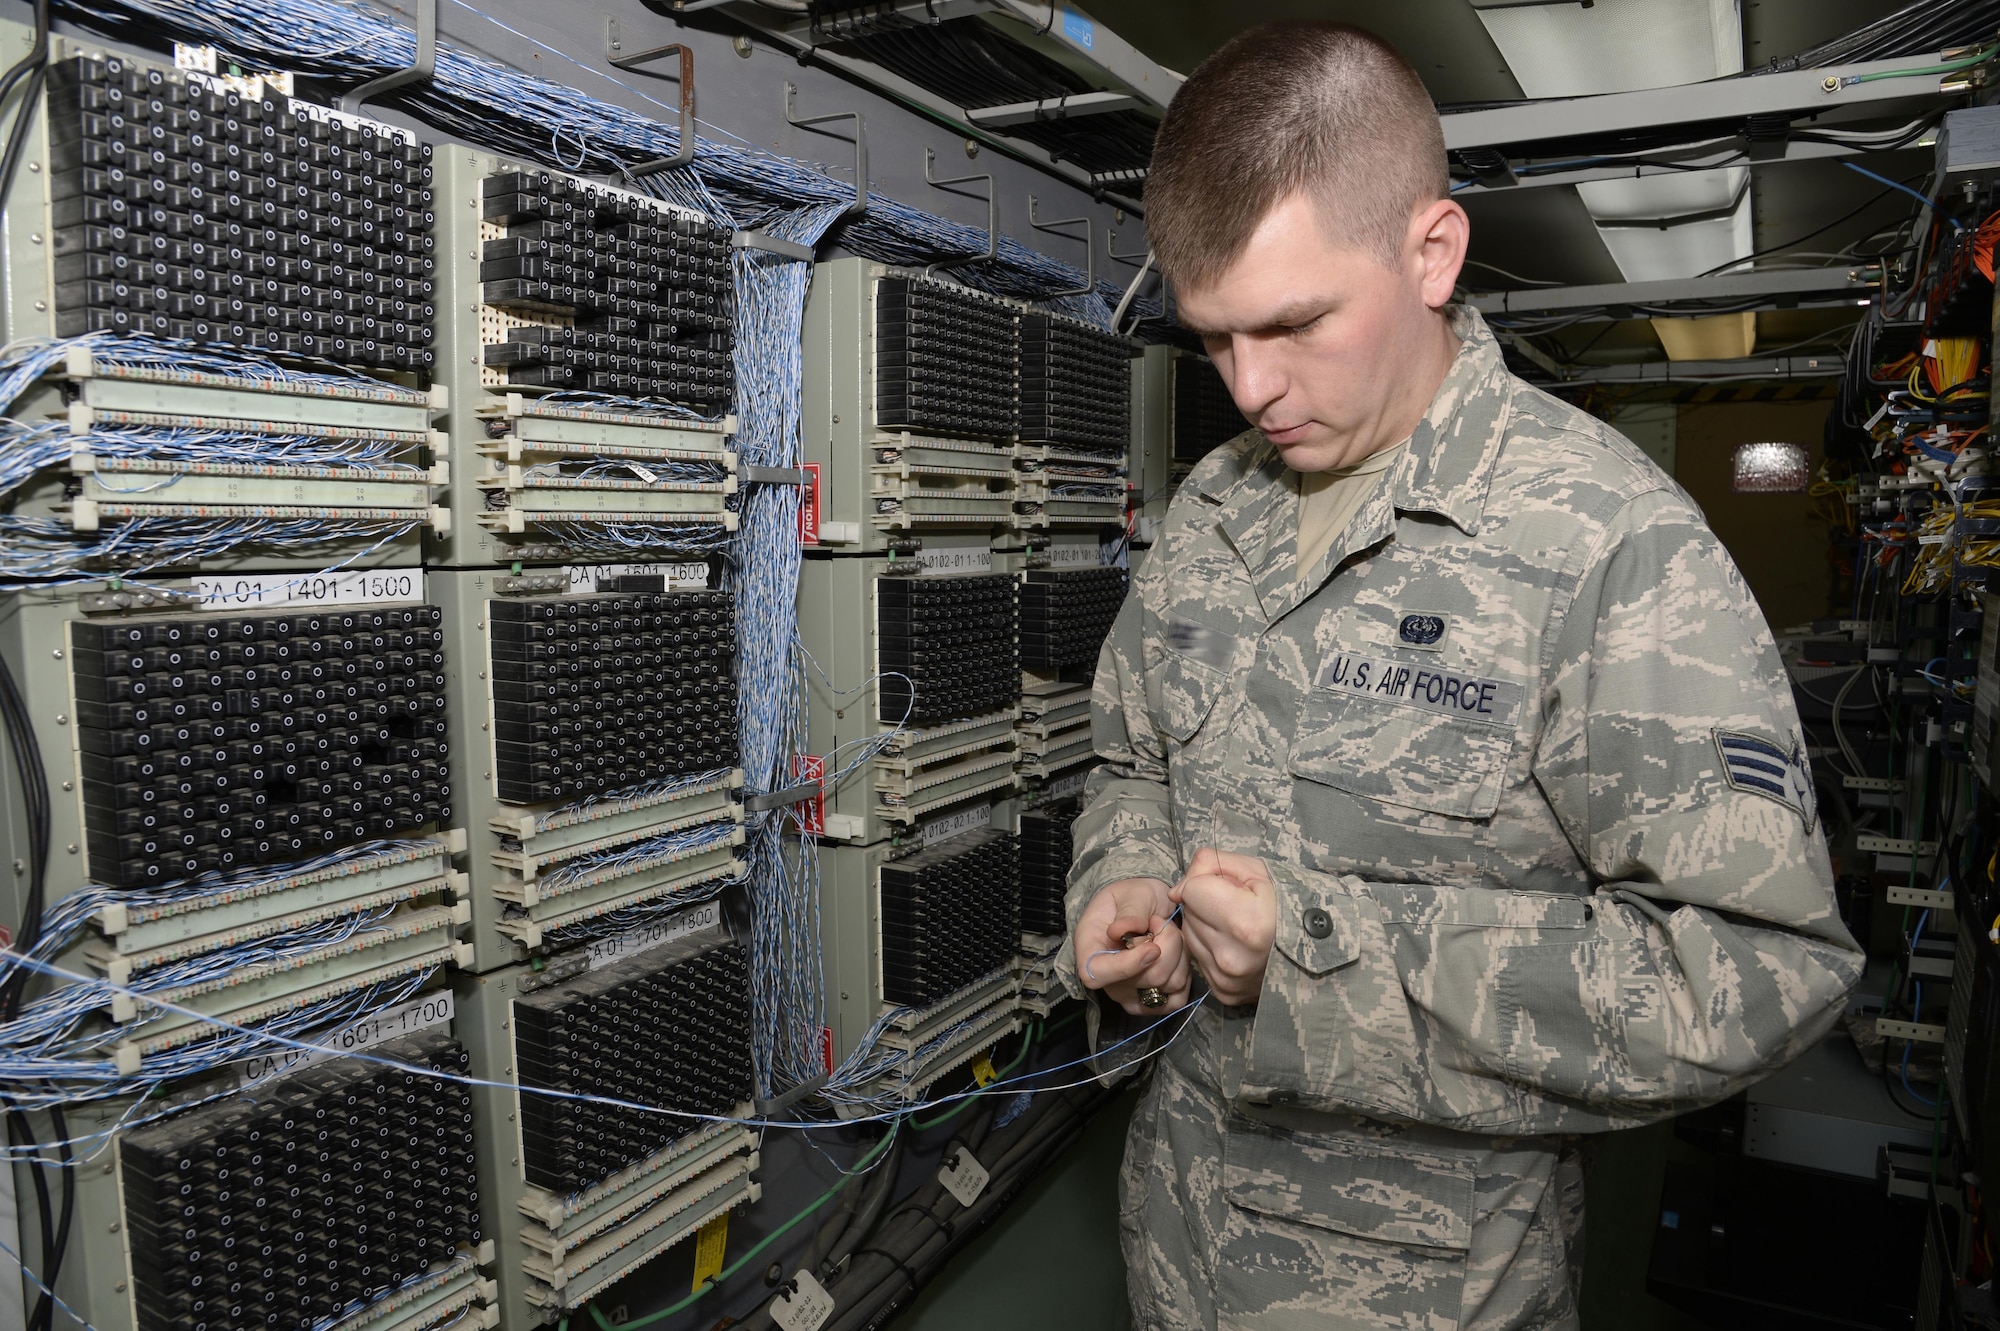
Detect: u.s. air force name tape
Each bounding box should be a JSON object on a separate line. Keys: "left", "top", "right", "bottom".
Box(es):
{"left": 1313, "top": 652, "right": 1523, "bottom": 728}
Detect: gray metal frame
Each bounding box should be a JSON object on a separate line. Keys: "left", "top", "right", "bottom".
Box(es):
{"left": 1466, "top": 266, "right": 1878, "bottom": 318}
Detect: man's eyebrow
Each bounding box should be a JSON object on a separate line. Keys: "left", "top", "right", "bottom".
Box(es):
{"left": 1179, "top": 298, "right": 1336, "bottom": 337}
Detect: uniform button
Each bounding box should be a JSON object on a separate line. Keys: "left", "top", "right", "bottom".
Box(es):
{"left": 1303, "top": 907, "right": 1333, "bottom": 939}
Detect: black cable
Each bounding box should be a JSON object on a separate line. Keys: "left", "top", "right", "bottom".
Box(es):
{"left": 7, "top": 1106, "right": 54, "bottom": 1331}
{"left": 1689, "top": 177, "right": 1924, "bottom": 280}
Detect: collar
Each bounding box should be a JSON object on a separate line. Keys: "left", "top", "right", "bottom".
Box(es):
{"left": 1197, "top": 306, "right": 1516, "bottom": 623}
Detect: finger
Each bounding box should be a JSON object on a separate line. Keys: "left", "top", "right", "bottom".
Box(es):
{"left": 1132, "top": 920, "right": 1184, "bottom": 988}
{"left": 1105, "top": 912, "right": 1157, "bottom": 947}
{"left": 1210, "top": 849, "right": 1272, "bottom": 884}
{"left": 1083, "top": 941, "right": 1162, "bottom": 988}
{"left": 1186, "top": 846, "right": 1221, "bottom": 879}
{"left": 1173, "top": 872, "right": 1246, "bottom": 928}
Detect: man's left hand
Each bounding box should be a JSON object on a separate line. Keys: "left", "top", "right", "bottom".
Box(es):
{"left": 1171, "top": 848, "right": 1279, "bottom": 1007}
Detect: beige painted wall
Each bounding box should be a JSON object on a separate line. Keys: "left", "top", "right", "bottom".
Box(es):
{"left": 1672, "top": 399, "right": 1836, "bottom": 633}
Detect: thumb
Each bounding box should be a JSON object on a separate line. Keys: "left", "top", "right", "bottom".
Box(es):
{"left": 1210, "top": 849, "right": 1271, "bottom": 885}
{"left": 1186, "top": 846, "right": 1221, "bottom": 878}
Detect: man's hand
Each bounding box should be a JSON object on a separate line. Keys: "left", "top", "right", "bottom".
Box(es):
{"left": 1171, "top": 848, "right": 1278, "bottom": 1007}
{"left": 1075, "top": 877, "right": 1192, "bottom": 1015}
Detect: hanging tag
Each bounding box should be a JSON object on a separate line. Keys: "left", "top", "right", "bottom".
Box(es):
{"left": 939, "top": 1146, "right": 990, "bottom": 1207}
{"left": 770, "top": 1270, "right": 836, "bottom": 1331}
{"left": 627, "top": 461, "right": 659, "bottom": 483}
{"left": 970, "top": 1052, "right": 998, "bottom": 1088}
{"left": 691, "top": 1212, "right": 728, "bottom": 1292}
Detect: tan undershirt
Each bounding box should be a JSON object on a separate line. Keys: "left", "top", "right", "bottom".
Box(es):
{"left": 1294, "top": 438, "right": 1408, "bottom": 580}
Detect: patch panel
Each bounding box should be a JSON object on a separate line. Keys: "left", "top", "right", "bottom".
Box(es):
{"left": 798, "top": 546, "right": 1023, "bottom": 844}
{"left": 476, "top": 170, "right": 734, "bottom": 410}
{"left": 468, "top": 392, "right": 738, "bottom": 546}
{"left": 879, "top": 826, "right": 1022, "bottom": 1005}
{"left": 456, "top": 952, "right": 759, "bottom": 1327}
{"left": 1016, "top": 313, "right": 1132, "bottom": 452}
{"left": 56, "top": 344, "right": 451, "bottom": 534}
{"left": 46, "top": 47, "right": 437, "bottom": 371}
{"left": 817, "top": 819, "right": 1028, "bottom": 1106}
{"left": 1129, "top": 345, "right": 1242, "bottom": 535}
{"left": 485, "top": 589, "right": 738, "bottom": 805}
{"left": 68, "top": 602, "right": 455, "bottom": 888}
{"left": 1017, "top": 796, "right": 1080, "bottom": 938}
{"left": 117, "top": 1030, "right": 485, "bottom": 1331}
{"left": 803, "top": 259, "right": 1022, "bottom": 551}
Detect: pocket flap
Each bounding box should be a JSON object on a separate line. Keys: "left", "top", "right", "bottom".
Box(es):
{"left": 1224, "top": 1123, "right": 1475, "bottom": 1251}
{"left": 1289, "top": 690, "right": 1512, "bottom": 819}
{"left": 1148, "top": 650, "right": 1226, "bottom": 742}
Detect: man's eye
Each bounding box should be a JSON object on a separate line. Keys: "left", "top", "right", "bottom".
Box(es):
{"left": 1287, "top": 315, "right": 1323, "bottom": 335}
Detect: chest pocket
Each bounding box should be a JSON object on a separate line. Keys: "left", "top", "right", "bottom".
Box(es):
{"left": 1289, "top": 686, "right": 1514, "bottom": 820}
{"left": 1146, "top": 649, "right": 1228, "bottom": 742}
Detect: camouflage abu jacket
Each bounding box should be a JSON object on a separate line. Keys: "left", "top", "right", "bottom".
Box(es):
{"left": 1057, "top": 305, "right": 1863, "bottom": 1135}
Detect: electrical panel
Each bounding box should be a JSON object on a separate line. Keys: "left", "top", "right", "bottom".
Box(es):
{"left": 798, "top": 545, "right": 1023, "bottom": 845}
{"left": 47, "top": 52, "right": 436, "bottom": 370}
{"left": 996, "top": 545, "right": 1120, "bottom": 785}
{"left": 455, "top": 913, "right": 759, "bottom": 1325}
{"left": 118, "top": 1031, "right": 486, "bottom": 1331}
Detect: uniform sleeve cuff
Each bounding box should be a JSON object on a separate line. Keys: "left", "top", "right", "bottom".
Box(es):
{"left": 1267, "top": 863, "right": 1364, "bottom": 976}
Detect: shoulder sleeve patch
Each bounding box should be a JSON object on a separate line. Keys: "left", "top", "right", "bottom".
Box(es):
{"left": 1713, "top": 729, "right": 1816, "bottom": 833}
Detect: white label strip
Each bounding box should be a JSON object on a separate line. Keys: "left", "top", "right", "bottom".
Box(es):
{"left": 1045, "top": 541, "right": 1105, "bottom": 568}
{"left": 922, "top": 802, "right": 993, "bottom": 847}
{"left": 237, "top": 991, "right": 454, "bottom": 1089}
{"left": 584, "top": 900, "right": 725, "bottom": 973}
{"left": 563, "top": 562, "right": 713, "bottom": 593}
{"left": 189, "top": 568, "right": 424, "bottom": 609}
{"left": 916, "top": 547, "right": 994, "bottom": 576}
{"left": 1045, "top": 770, "right": 1089, "bottom": 802}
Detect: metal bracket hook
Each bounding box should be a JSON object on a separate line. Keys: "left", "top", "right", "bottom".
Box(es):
{"left": 1106, "top": 229, "right": 1149, "bottom": 267}
{"left": 785, "top": 82, "right": 868, "bottom": 220}
{"left": 922, "top": 147, "right": 996, "bottom": 277}
{"left": 340, "top": 0, "right": 436, "bottom": 115}
{"left": 605, "top": 19, "right": 696, "bottom": 176}
{"left": 1028, "top": 196, "right": 1094, "bottom": 298}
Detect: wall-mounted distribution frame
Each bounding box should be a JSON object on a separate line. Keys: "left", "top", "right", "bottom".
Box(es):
{"left": 994, "top": 541, "right": 1116, "bottom": 785}
{"left": 819, "top": 809, "right": 1028, "bottom": 1110}
{"left": 39, "top": 990, "right": 498, "bottom": 1331}
{"left": 1129, "top": 345, "right": 1242, "bottom": 542}
{"left": 427, "top": 148, "right": 740, "bottom": 568}
{"left": 3, "top": 583, "right": 474, "bottom": 1075}
{"left": 799, "top": 540, "right": 1023, "bottom": 845}
{"left": 457, "top": 941, "right": 760, "bottom": 1328}
{"left": 804, "top": 258, "right": 1021, "bottom": 552}
{"left": 432, "top": 566, "right": 747, "bottom": 971}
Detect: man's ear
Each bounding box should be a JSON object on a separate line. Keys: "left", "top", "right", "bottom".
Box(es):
{"left": 1409, "top": 198, "right": 1470, "bottom": 310}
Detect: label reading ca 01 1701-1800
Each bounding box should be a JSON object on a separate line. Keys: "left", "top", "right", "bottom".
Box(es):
{"left": 1313, "top": 651, "right": 1522, "bottom": 727}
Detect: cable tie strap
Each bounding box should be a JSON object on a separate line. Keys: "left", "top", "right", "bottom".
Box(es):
{"left": 732, "top": 230, "right": 816, "bottom": 262}
{"left": 745, "top": 465, "right": 811, "bottom": 486}
{"left": 753, "top": 1072, "right": 832, "bottom": 1115}
{"left": 744, "top": 781, "right": 821, "bottom": 812}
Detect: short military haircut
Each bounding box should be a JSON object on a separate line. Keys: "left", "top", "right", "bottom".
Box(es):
{"left": 1145, "top": 22, "right": 1449, "bottom": 287}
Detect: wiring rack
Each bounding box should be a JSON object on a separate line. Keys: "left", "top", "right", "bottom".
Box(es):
{"left": 43, "top": 44, "right": 437, "bottom": 372}
{"left": 456, "top": 924, "right": 759, "bottom": 1326}
{"left": 470, "top": 393, "right": 738, "bottom": 541}
{"left": 803, "top": 259, "right": 1024, "bottom": 552}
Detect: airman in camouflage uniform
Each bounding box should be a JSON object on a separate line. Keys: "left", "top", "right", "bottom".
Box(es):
{"left": 1053, "top": 302, "right": 1864, "bottom": 1329}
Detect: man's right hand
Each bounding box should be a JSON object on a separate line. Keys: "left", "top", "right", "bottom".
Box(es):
{"left": 1075, "top": 877, "right": 1192, "bottom": 1015}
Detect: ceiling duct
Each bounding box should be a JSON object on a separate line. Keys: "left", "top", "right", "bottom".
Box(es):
{"left": 1473, "top": 0, "right": 1755, "bottom": 354}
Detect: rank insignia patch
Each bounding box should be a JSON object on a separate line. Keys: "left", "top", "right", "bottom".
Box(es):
{"left": 1714, "top": 730, "right": 1815, "bottom": 831}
